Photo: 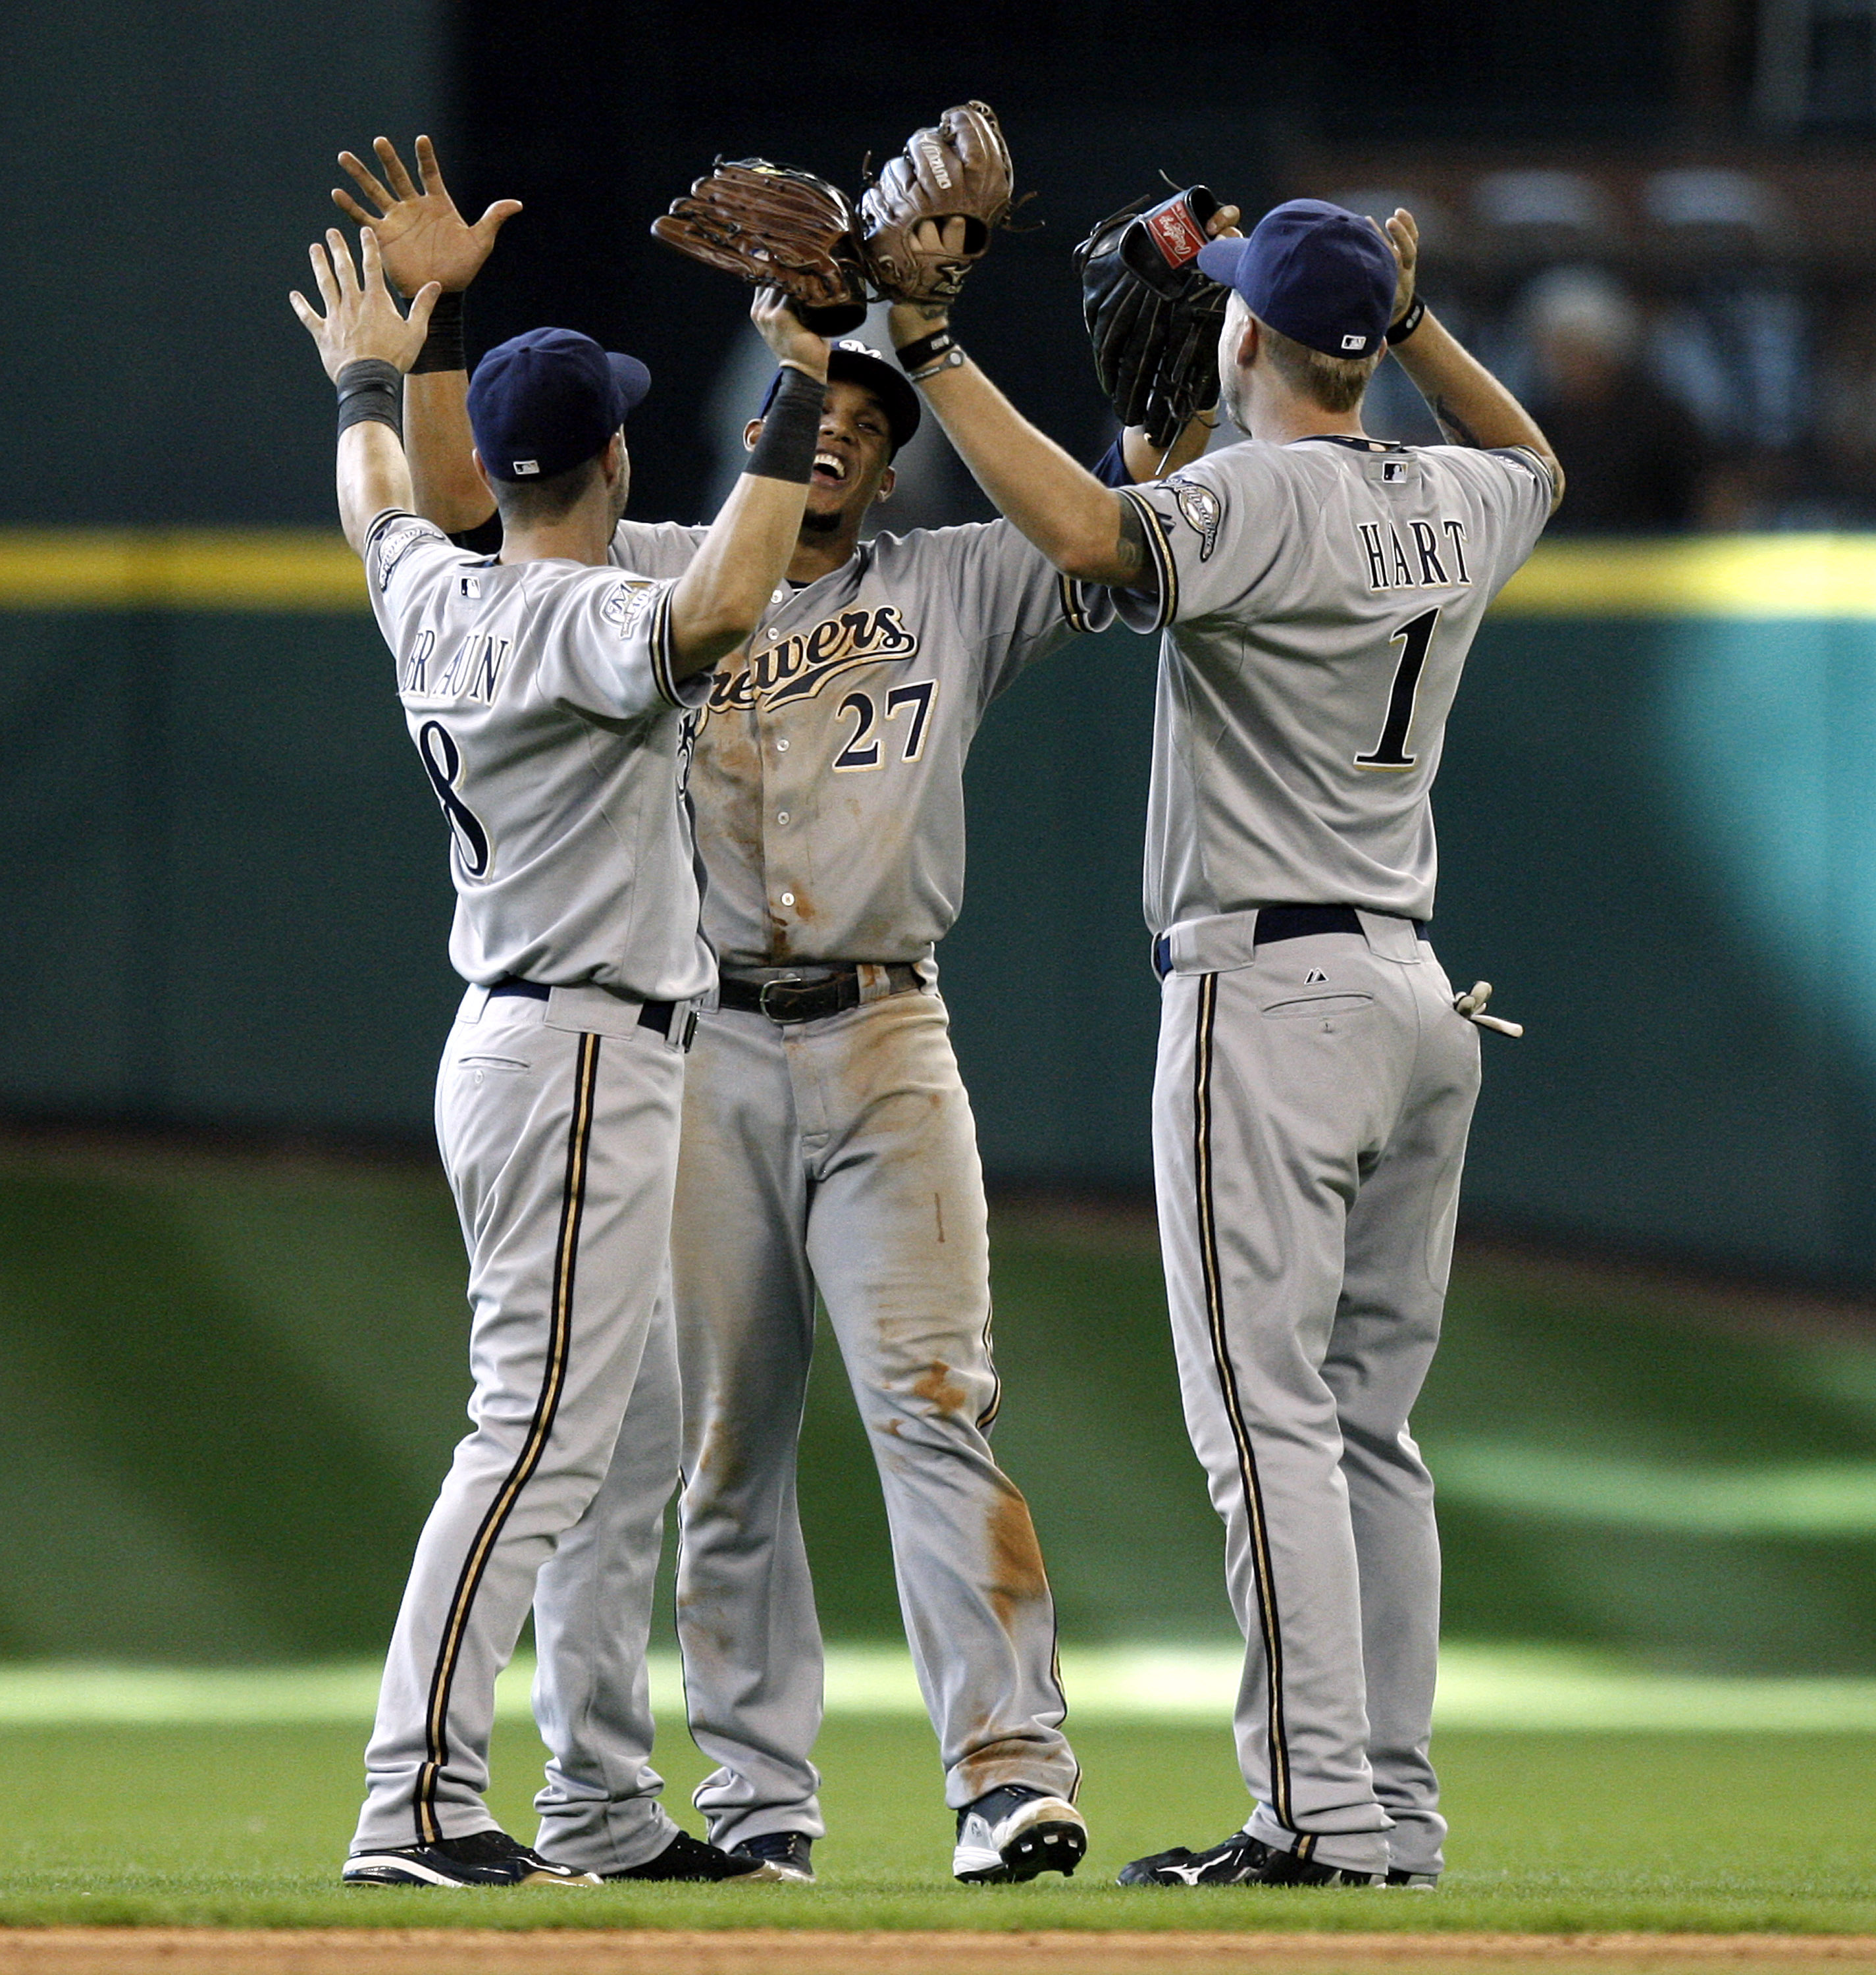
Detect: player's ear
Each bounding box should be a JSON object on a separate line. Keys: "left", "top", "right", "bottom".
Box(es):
{"left": 471, "top": 447, "right": 494, "bottom": 496}
{"left": 1236, "top": 313, "right": 1261, "bottom": 372}
{"left": 743, "top": 419, "right": 762, "bottom": 452}
{"left": 875, "top": 464, "right": 896, "bottom": 504}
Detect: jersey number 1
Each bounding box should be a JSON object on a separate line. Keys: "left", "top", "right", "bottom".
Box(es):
{"left": 1355, "top": 606, "right": 1440, "bottom": 772}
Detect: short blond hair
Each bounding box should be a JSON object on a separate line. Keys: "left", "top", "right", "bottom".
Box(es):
{"left": 1254, "top": 317, "right": 1383, "bottom": 414}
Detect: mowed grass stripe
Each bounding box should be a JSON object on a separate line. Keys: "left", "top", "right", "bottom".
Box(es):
{"left": 12, "top": 1645, "right": 1876, "bottom": 1730}
{"left": 3, "top": 1718, "right": 1875, "bottom": 1933}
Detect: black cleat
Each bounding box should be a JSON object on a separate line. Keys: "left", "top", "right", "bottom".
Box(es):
{"left": 1387, "top": 1866, "right": 1440, "bottom": 1889}
{"left": 342, "top": 1827, "right": 599, "bottom": 1887}
{"left": 729, "top": 1830, "right": 816, "bottom": 1883}
{"left": 953, "top": 1784, "right": 1087, "bottom": 1883}
{"left": 603, "top": 1829, "right": 778, "bottom": 1882}
{"left": 1118, "top": 1830, "right": 1381, "bottom": 1887}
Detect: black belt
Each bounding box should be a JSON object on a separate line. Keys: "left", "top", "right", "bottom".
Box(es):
{"left": 486, "top": 976, "right": 685, "bottom": 1042}
{"left": 1153, "top": 906, "right": 1428, "bottom": 980}
{"left": 717, "top": 962, "right": 924, "bottom": 1025}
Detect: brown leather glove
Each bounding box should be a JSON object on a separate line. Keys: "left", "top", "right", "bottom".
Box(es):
{"left": 858, "top": 103, "right": 1014, "bottom": 306}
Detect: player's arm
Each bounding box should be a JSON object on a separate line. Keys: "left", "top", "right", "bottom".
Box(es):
{"left": 332, "top": 136, "right": 519, "bottom": 533}
{"left": 290, "top": 227, "right": 439, "bottom": 556}
{"left": 890, "top": 301, "right": 1145, "bottom": 587}
{"left": 1378, "top": 209, "right": 1565, "bottom": 512}
{"left": 665, "top": 291, "right": 829, "bottom": 678}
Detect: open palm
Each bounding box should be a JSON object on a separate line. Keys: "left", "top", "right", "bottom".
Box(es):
{"left": 332, "top": 134, "right": 521, "bottom": 298}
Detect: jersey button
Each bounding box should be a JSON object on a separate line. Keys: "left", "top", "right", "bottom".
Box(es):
{"left": 775, "top": 738, "right": 790, "bottom": 751}
{"left": 777, "top": 811, "right": 789, "bottom": 824}
{"left": 781, "top": 891, "right": 796, "bottom": 907}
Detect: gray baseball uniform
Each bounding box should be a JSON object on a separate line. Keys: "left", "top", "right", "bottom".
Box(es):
{"left": 350, "top": 509, "right": 710, "bottom": 1858}
{"left": 1103, "top": 435, "right": 1553, "bottom": 1878}
{"left": 529, "top": 515, "right": 1087, "bottom": 1868}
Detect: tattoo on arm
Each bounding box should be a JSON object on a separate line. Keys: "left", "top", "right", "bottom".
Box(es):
{"left": 1114, "top": 498, "right": 1151, "bottom": 585}
{"left": 1432, "top": 396, "right": 1484, "bottom": 449}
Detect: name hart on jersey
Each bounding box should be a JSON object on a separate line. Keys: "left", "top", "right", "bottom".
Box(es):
{"left": 1356, "top": 519, "right": 1472, "bottom": 592}
{"left": 400, "top": 628, "right": 513, "bottom": 702}
{"left": 710, "top": 604, "right": 920, "bottom": 714}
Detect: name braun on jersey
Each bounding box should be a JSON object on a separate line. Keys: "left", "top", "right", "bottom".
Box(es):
{"left": 1357, "top": 518, "right": 1473, "bottom": 591}
{"left": 709, "top": 604, "right": 919, "bottom": 714}
{"left": 401, "top": 629, "right": 511, "bottom": 702}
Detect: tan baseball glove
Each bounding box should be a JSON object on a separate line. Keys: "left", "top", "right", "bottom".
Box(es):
{"left": 650, "top": 159, "right": 869, "bottom": 333}
{"left": 858, "top": 102, "right": 1015, "bottom": 305}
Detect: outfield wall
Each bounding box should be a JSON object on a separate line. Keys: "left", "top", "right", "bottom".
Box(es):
{"left": 3, "top": 534, "right": 1874, "bottom": 1286}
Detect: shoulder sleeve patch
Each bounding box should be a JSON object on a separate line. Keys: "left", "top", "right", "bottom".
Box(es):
{"left": 372, "top": 514, "right": 446, "bottom": 591}
{"left": 1166, "top": 475, "right": 1224, "bottom": 561}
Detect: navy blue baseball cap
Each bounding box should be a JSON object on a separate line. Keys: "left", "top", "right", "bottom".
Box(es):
{"left": 758, "top": 340, "right": 921, "bottom": 454}
{"left": 467, "top": 329, "right": 652, "bottom": 483}
{"left": 1197, "top": 199, "right": 1396, "bottom": 361}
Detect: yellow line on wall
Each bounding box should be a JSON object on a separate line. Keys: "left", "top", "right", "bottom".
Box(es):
{"left": 0, "top": 531, "right": 365, "bottom": 611}
{"left": 4, "top": 529, "right": 1876, "bottom": 618}
{"left": 1491, "top": 535, "right": 1876, "bottom": 618}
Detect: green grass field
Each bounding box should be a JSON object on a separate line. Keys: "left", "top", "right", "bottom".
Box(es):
{"left": 4, "top": 1718, "right": 1873, "bottom": 1934}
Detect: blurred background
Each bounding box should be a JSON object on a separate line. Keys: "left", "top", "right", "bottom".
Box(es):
{"left": 7, "top": 0, "right": 1876, "bottom": 1685}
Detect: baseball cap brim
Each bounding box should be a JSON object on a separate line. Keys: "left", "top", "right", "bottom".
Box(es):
{"left": 609, "top": 353, "right": 652, "bottom": 419}
{"left": 1195, "top": 236, "right": 1251, "bottom": 288}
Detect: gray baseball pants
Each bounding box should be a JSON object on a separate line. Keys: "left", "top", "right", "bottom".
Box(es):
{"left": 351, "top": 983, "right": 689, "bottom": 1856}
{"left": 1152, "top": 911, "right": 1478, "bottom": 1880}
{"left": 533, "top": 984, "right": 1077, "bottom": 1865}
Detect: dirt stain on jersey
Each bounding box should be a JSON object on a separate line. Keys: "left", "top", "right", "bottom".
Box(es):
{"left": 692, "top": 1415, "right": 747, "bottom": 1498}
{"left": 912, "top": 1359, "right": 968, "bottom": 1417}
{"left": 934, "top": 1191, "right": 946, "bottom": 1244}
{"left": 986, "top": 1487, "right": 1049, "bottom": 1632}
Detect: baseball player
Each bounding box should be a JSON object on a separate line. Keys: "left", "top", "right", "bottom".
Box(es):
{"left": 886, "top": 201, "right": 1562, "bottom": 1885}
{"left": 290, "top": 209, "right": 832, "bottom": 1886}
{"left": 332, "top": 130, "right": 1230, "bottom": 1885}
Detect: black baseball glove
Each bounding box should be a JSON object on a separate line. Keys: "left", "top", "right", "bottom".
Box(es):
{"left": 1076, "top": 186, "right": 1229, "bottom": 452}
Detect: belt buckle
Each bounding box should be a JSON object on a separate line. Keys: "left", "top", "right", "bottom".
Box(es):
{"left": 756, "top": 974, "right": 805, "bottom": 1023}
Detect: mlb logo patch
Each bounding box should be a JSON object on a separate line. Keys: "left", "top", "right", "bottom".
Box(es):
{"left": 1382, "top": 460, "right": 1407, "bottom": 482}
{"left": 1342, "top": 334, "right": 1368, "bottom": 351}
{"left": 512, "top": 460, "right": 540, "bottom": 477}
{"left": 459, "top": 575, "right": 481, "bottom": 599}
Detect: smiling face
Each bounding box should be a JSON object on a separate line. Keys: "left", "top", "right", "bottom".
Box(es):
{"left": 745, "top": 376, "right": 897, "bottom": 546}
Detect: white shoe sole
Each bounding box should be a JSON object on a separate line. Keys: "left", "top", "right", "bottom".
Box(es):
{"left": 342, "top": 1853, "right": 600, "bottom": 1888}
{"left": 954, "top": 1796, "right": 1087, "bottom": 1884}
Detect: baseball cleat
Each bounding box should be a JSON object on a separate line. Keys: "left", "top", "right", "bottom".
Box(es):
{"left": 342, "top": 1827, "right": 599, "bottom": 1887}
{"left": 602, "top": 1829, "right": 779, "bottom": 1882}
{"left": 1118, "top": 1830, "right": 1382, "bottom": 1887}
{"left": 728, "top": 1830, "right": 816, "bottom": 1883}
{"left": 952, "top": 1784, "right": 1087, "bottom": 1883}
{"left": 1386, "top": 1867, "right": 1440, "bottom": 1889}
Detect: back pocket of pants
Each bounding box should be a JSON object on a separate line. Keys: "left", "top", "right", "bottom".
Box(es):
{"left": 1260, "top": 994, "right": 1374, "bottom": 1020}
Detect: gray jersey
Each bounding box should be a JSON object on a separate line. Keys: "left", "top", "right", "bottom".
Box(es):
{"left": 1101, "top": 437, "right": 1552, "bottom": 930}
{"left": 365, "top": 510, "right": 714, "bottom": 1002}
{"left": 607, "top": 518, "right": 1077, "bottom": 966}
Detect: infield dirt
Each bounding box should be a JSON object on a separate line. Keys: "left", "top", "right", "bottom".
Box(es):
{"left": 5, "top": 1929, "right": 1876, "bottom": 1975}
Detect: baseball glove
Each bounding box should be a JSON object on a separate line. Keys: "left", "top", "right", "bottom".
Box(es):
{"left": 651, "top": 159, "right": 869, "bottom": 334}
{"left": 1076, "top": 186, "right": 1230, "bottom": 451}
{"left": 858, "top": 102, "right": 1015, "bottom": 305}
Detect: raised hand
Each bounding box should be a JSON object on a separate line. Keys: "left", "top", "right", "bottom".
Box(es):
{"left": 750, "top": 285, "right": 831, "bottom": 378}
{"left": 332, "top": 135, "right": 521, "bottom": 299}
{"left": 290, "top": 226, "right": 438, "bottom": 381}
{"left": 1378, "top": 207, "right": 1419, "bottom": 323}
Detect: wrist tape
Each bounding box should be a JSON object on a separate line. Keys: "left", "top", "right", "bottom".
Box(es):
{"left": 335, "top": 358, "right": 403, "bottom": 439}
{"left": 410, "top": 290, "right": 466, "bottom": 374}
{"left": 745, "top": 364, "right": 824, "bottom": 483}
{"left": 1386, "top": 295, "right": 1426, "bottom": 347}
{"left": 893, "top": 325, "right": 955, "bottom": 375}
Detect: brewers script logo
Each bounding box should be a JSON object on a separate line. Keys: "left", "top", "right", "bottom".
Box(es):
{"left": 709, "top": 604, "right": 920, "bottom": 714}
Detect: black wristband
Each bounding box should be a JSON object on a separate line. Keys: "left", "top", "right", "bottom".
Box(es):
{"left": 336, "top": 358, "right": 403, "bottom": 440}
{"left": 744, "top": 365, "right": 824, "bottom": 483}
{"left": 1386, "top": 295, "right": 1426, "bottom": 347}
{"left": 893, "top": 325, "right": 955, "bottom": 375}
{"left": 410, "top": 290, "right": 466, "bottom": 374}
